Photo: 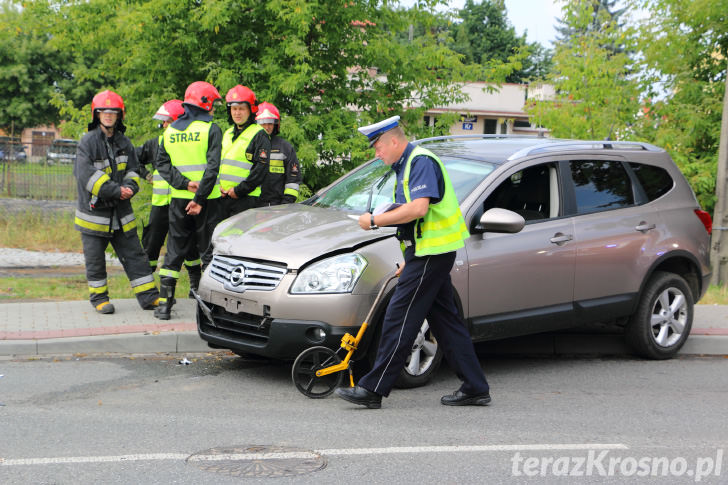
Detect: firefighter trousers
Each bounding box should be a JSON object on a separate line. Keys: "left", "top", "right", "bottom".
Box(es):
{"left": 159, "top": 198, "right": 220, "bottom": 285}
{"left": 141, "top": 204, "right": 201, "bottom": 272}
{"left": 357, "top": 247, "right": 489, "bottom": 397}
{"left": 81, "top": 231, "right": 159, "bottom": 309}
{"left": 220, "top": 195, "right": 258, "bottom": 220}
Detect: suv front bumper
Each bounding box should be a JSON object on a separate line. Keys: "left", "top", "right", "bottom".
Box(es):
{"left": 196, "top": 303, "right": 359, "bottom": 360}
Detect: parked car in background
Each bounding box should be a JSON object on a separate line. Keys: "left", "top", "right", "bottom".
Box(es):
{"left": 195, "top": 135, "right": 712, "bottom": 388}
{"left": 46, "top": 138, "right": 78, "bottom": 165}
{"left": 0, "top": 136, "right": 27, "bottom": 162}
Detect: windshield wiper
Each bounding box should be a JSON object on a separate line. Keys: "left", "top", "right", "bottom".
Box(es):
{"left": 367, "top": 171, "right": 391, "bottom": 213}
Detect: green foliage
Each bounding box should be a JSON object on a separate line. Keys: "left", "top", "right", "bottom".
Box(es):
{"left": 628, "top": 0, "right": 727, "bottom": 214}
{"left": 526, "top": 0, "right": 641, "bottom": 140}
{"left": 4, "top": 0, "right": 524, "bottom": 192}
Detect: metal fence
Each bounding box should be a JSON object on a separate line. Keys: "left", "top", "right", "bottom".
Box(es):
{"left": 0, "top": 140, "right": 77, "bottom": 200}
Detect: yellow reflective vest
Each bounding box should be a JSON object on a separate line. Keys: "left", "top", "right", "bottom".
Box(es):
{"left": 163, "top": 120, "right": 221, "bottom": 200}
{"left": 219, "top": 124, "right": 265, "bottom": 197}
{"left": 398, "top": 146, "right": 470, "bottom": 257}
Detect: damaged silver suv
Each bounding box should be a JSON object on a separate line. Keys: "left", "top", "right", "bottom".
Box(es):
{"left": 195, "top": 135, "right": 712, "bottom": 387}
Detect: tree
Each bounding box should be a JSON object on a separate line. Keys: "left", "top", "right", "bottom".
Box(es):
{"left": 623, "top": 0, "right": 727, "bottom": 281}
{"left": 451, "top": 0, "right": 536, "bottom": 83}
{"left": 525, "top": 0, "right": 640, "bottom": 140}
{"left": 5, "top": 0, "right": 520, "bottom": 191}
{"left": 555, "top": 0, "right": 628, "bottom": 54}
{"left": 0, "top": 3, "right": 76, "bottom": 133}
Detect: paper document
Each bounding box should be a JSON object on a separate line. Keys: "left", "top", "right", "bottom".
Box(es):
{"left": 373, "top": 202, "right": 402, "bottom": 216}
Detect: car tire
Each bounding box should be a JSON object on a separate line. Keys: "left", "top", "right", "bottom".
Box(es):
{"left": 626, "top": 271, "right": 693, "bottom": 360}
{"left": 393, "top": 319, "right": 443, "bottom": 388}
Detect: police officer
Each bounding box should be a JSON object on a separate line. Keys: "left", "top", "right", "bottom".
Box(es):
{"left": 73, "top": 90, "right": 159, "bottom": 314}
{"left": 137, "top": 100, "right": 202, "bottom": 294}
{"left": 218, "top": 85, "right": 272, "bottom": 217}
{"left": 335, "top": 116, "right": 491, "bottom": 409}
{"left": 255, "top": 102, "right": 302, "bottom": 205}
{"left": 154, "top": 81, "right": 223, "bottom": 320}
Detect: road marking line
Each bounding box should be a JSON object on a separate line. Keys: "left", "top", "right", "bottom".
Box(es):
{"left": 0, "top": 443, "right": 629, "bottom": 466}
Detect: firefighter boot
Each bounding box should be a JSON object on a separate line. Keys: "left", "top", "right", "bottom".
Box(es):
{"left": 188, "top": 265, "right": 202, "bottom": 298}
{"left": 154, "top": 283, "right": 176, "bottom": 320}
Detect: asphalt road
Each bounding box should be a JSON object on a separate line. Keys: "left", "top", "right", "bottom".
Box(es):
{"left": 0, "top": 352, "right": 726, "bottom": 484}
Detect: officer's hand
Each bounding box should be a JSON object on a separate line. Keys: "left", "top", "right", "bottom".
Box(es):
{"left": 120, "top": 186, "right": 133, "bottom": 200}
{"left": 395, "top": 262, "right": 405, "bottom": 276}
{"left": 226, "top": 188, "right": 239, "bottom": 199}
{"left": 187, "top": 181, "right": 199, "bottom": 193}
{"left": 145, "top": 173, "right": 154, "bottom": 183}
{"left": 358, "top": 212, "right": 372, "bottom": 231}
{"left": 186, "top": 200, "right": 202, "bottom": 215}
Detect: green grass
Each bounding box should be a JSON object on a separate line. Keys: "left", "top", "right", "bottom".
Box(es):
{"left": 0, "top": 209, "right": 79, "bottom": 252}
{"left": 1, "top": 163, "right": 75, "bottom": 199}
{"left": 0, "top": 272, "right": 190, "bottom": 302}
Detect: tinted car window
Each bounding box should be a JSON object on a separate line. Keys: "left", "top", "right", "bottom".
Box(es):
{"left": 629, "top": 162, "right": 673, "bottom": 202}
{"left": 484, "top": 162, "right": 559, "bottom": 221}
{"left": 308, "top": 157, "right": 495, "bottom": 212}
{"left": 571, "top": 160, "right": 634, "bottom": 214}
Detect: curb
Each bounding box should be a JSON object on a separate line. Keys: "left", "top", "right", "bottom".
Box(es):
{"left": 1, "top": 300, "right": 727, "bottom": 358}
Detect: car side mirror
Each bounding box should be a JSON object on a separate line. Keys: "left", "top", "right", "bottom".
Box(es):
{"left": 472, "top": 208, "right": 525, "bottom": 234}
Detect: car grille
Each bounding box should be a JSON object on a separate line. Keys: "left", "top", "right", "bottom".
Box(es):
{"left": 209, "top": 255, "right": 287, "bottom": 293}
{"left": 200, "top": 304, "right": 271, "bottom": 345}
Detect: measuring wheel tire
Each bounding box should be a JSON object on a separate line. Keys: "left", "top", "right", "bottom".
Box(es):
{"left": 291, "top": 346, "right": 344, "bottom": 398}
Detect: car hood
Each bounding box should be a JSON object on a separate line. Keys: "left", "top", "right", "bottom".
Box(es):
{"left": 212, "top": 204, "right": 395, "bottom": 269}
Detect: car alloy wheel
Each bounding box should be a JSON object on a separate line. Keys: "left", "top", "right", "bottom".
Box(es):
{"left": 626, "top": 271, "right": 693, "bottom": 359}
{"left": 395, "top": 319, "right": 443, "bottom": 388}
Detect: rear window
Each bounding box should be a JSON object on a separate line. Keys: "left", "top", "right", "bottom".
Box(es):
{"left": 570, "top": 160, "right": 634, "bottom": 214}
{"left": 628, "top": 162, "right": 673, "bottom": 202}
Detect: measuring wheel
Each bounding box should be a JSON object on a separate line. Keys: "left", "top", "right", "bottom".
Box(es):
{"left": 291, "top": 346, "right": 344, "bottom": 398}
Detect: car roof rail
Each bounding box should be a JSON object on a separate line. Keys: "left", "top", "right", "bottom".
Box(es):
{"left": 413, "top": 134, "right": 543, "bottom": 145}
{"left": 507, "top": 140, "right": 664, "bottom": 160}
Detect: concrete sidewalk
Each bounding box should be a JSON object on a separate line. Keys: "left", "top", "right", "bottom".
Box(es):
{"left": 0, "top": 297, "right": 727, "bottom": 358}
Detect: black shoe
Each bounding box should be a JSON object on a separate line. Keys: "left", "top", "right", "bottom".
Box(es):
{"left": 441, "top": 390, "right": 491, "bottom": 406}
{"left": 335, "top": 385, "right": 382, "bottom": 409}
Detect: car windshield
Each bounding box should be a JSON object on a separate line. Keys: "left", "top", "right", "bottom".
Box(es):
{"left": 306, "top": 157, "right": 495, "bottom": 212}
{"left": 52, "top": 143, "right": 76, "bottom": 154}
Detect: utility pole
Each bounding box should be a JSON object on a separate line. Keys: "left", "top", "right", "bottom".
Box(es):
{"left": 709, "top": 73, "right": 728, "bottom": 285}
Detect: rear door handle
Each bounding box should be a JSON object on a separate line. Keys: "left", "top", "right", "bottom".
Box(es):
{"left": 550, "top": 232, "right": 573, "bottom": 245}
{"left": 635, "top": 222, "right": 656, "bottom": 233}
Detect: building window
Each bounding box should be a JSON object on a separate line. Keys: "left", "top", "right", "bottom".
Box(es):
{"left": 484, "top": 119, "right": 497, "bottom": 134}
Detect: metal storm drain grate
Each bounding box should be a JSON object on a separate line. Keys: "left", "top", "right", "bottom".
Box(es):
{"left": 186, "top": 445, "right": 326, "bottom": 478}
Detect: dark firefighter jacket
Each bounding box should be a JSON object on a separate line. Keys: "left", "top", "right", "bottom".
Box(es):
{"left": 73, "top": 127, "right": 141, "bottom": 237}
{"left": 261, "top": 134, "right": 302, "bottom": 205}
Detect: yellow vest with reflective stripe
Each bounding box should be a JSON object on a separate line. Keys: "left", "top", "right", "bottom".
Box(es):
{"left": 163, "top": 120, "right": 221, "bottom": 200}
{"left": 219, "top": 124, "right": 264, "bottom": 197}
{"left": 151, "top": 135, "right": 172, "bottom": 206}
{"left": 398, "top": 146, "right": 469, "bottom": 257}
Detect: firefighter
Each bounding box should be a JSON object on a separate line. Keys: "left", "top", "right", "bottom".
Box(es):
{"left": 255, "top": 102, "right": 302, "bottom": 205}
{"left": 73, "top": 90, "right": 159, "bottom": 314}
{"left": 154, "top": 81, "right": 223, "bottom": 320}
{"left": 137, "top": 100, "right": 202, "bottom": 295}
{"left": 218, "top": 85, "right": 272, "bottom": 217}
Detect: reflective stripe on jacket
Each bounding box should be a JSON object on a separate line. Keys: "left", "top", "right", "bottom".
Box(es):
{"left": 74, "top": 127, "right": 140, "bottom": 237}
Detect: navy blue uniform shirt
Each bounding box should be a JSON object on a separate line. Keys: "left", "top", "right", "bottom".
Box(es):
{"left": 391, "top": 143, "right": 444, "bottom": 240}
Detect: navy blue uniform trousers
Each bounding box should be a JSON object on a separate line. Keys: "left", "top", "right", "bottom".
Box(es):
{"left": 358, "top": 246, "right": 489, "bottom": 397}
